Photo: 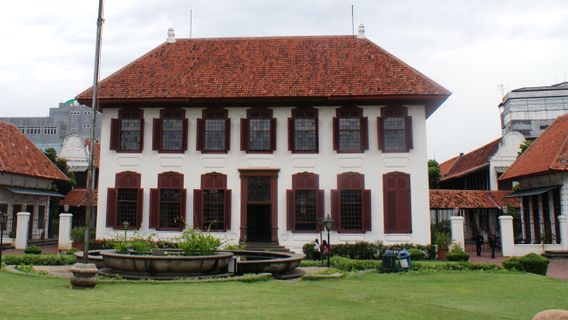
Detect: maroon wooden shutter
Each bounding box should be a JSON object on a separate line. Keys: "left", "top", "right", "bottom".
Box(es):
{"left": 193, "top": 189, "right": 203, "bottom": 229}
{"left": 106, "top": 188, "right": 117, "bottom": 227}
{"left": 397, "top": 174, "right": 412, "bottom": 233}
{"left": 240, "top": 118, "right": 249, "bottom": 151}
{"left": 270, "top": 118, "right": 277, "bottom": 151}
{"left": 330, "top": 189, "right": 340, "bottom": 231}
{"left": 180, "top": 189, "right": 187, "bottom": 229}
{"left": 182, "top": 118, "right": 189, "bottom": 151}
{"left": 139, "top": 119, "right": 145, "bottom": 152}
{"left": 286, "top": 190, "right": 295, "bottom": 231}
{"left": 288, "top": 118, "right": 294, "bottom": 151}
{"left": 405, "top": 116, "right": 413, "bottom": 151}
{"left": 377, "top": 117, "right": 384, "bottom": 151}
{"left": 332, "top": 117, "right": 339, "bottom": 150}
{"left": 383, "top": 172, "right": 411, "bottom": 233}
{"left": 149, "top": 188, "right": 159, "bottom": 229}
{"left": 136, "top": 188, "right": 144, "bottom": 228}
{"left": 152, "top": 119, "right": 161, "bottom": 151}
{"left": 224, "top": 189, "right": 231, "bottom": 231}
{"left": 110, "top": 119, "right": 120, "bottom": 150}
{"left": 362, "top": 189, "right": 372, "bottom": 231}
{"left": 316, "top": 190, "right": 325, "bottom": 223}
{"left": 224, "top": 118, "right": 231, "bottom": 152}
{"left": 196, "top": 118, "right": 204, "bottom": 151}
{"left": 361, "top": 117, "right": 369, "bottom": 151}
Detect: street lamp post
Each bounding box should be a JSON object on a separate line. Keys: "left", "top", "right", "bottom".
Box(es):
{"left": 0, "top": 212, "right": 8, "bottom": 268}
{"left": 322, "top": 215, "right": 334, "bottom": 268}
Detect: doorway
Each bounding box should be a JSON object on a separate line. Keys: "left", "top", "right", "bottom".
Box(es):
{"left": 247, "top": 204, "right": 272, "bottom": 242}
{"left": 239, "top": 169, "right": 279, "bottom": 243}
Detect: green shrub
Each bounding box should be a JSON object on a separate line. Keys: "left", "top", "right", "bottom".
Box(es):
{"left": 411, "top": 261, "right": 502, "bottom": 272}
{"left": 300, "top": 259, "right": 323, "bottom": 267}
{"left": 434, "top": 232, "right": 451, "bottom": 249}
{"left": 64, "top": 248, "right": 80, "bottom": 255}
{"left": 519, "top": 253, "right": 549, "bottom": 275}
{"left": 24, "top": 245, "right": 42, "bottom": 255}
{"left": 502, "top": 257, "right": 522, "bottom": 271}
{"left": 303, "top": 242, "right": 317, "bottom": 260}
{"left": 331, "top": 242, "right": 380, "bottom": 260}
{"left": 4, "top": 254, "right": 76, "bottom": 266}
{"left": 446, "top": 245, "right": 469, "bottom": 262}
{"left": 178, "top": 229, "right": 221, "bottom": 255}
{"left": 223, "top": 243, "right": 246, "bottom": 250}
{"left": 71, "top": 226, "right": 85, "bottom": 244}
{"left": 408, "top": 248, "right": 427, "bottom": 261}
{"left": 330, "top": 256, "right": 381, "bottom": 271}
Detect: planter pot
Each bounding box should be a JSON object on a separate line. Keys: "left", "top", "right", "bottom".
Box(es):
{"left": 70, "top": 263, "right": 98, "bottom": 289}
{"left": 72, "top": 242, "right": 84, "bottom": 251}
{"left": 437, "top": 248, "right": 449, "bottom": 260}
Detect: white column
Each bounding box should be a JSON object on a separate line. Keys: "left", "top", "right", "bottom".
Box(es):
{"left": 499, "top": 215, "right": 515, "bottom": 256}
{"left": 558, "top": 215, "right": 568, "bottom": 250}
{"left": 15, "top": 212, "right": 30, "bottom": 250}
{"left": 58, "top": 213, "right": 73, "bottom": 251}
{"left": 450, "top": 216, "right": 465, "bottom": 249}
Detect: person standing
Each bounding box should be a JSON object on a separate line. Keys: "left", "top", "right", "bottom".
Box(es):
{"left": 475, "top": 233, "right": 484, "bottom": 256}
{"left": 313, "top": 239, "right": 321, "bottom": 260}
{"left": 489, "top": 234, "right": 497, "bottom": 259}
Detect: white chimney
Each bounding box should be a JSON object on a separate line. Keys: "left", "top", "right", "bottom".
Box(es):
{"left": 167, "top": 27, "right": 176, "bottom": 43}
{"left": 357, "top": 24, "right": 365, "bottom": 39}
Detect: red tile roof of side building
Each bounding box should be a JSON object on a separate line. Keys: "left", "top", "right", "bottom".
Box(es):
{"left": 500, "top": 113, "right": 568, "bottom": 181}
{"left": 0, "top": 121, "right": 68, "bottom": 181}
{"left": 76, "top": 36, "right": 450, "bottom": 112}
{"left": 429, "top": 189, "right": 519, "bottom": 209}
{"left": 59, "top": 189, "right": 98, "bottom": 207}
{"left": 439, "top": 138, "right": 501, "bottom": 181}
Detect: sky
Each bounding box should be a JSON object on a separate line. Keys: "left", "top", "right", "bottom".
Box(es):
{"left": 0, "top": 0, "right": 567, "bottom": 162}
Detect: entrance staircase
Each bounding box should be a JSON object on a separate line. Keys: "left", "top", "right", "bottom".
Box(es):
{"left": 245, "top": 242, "right": 294, "bottom": 254}
{"left": 543, "top": 250, "right": 568, "bottom": 260}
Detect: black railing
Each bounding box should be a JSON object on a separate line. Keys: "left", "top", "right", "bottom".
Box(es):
{"left": 513, "top": 221, "right": 560, "bottom": 244}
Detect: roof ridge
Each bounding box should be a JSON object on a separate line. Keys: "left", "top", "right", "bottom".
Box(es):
{"left": 549, "top": 115, "right": 568, "bottom": 170}
{"left": 176, "top": 35, "right": 354, "bottom": 41}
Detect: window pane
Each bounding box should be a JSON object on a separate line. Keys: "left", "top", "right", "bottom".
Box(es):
{"left": 248, "top": 176, "right": 271, "bottom": 201}
{"left": 162, "top": 119, "right": 183, "bottom": 151}
{"left": 384, "top": 117, "right": 406, "bottom": 151}
{"left": 249, "top": 118, "right": 271, "bottom": 150}
{"left": 294, "top": 118, "right": 316, "bottom": 151}
{"left": 204, "top": 119, "right": 226, "bottom": 151}
{"left": 295, "top": 190, "right": 317, "bottom": 231}
{"left": 159, "top": 189, "right": 181, "bottom": 228}
{"left": 120, "top": 119, "right": 141, "bottom": 151}
{"left": 340, "top": 190, "right": 362, "bottom": 230}
{"left": 117, "top": 189, "right": 138, "bottom": 226}
{"left": 203, "top": 189, "right": 225, "bottom": 230}
{"left": 338, "top": 118, "right": 361, "bottom": 151}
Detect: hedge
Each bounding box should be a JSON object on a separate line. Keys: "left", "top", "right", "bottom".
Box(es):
{"left": 302, "top": 241, "right": 434, "bottom": 260}
{"left": 3, "top": 254, "right": 76, "bottom": 266}
{"left": 502, "top": 253, "right": 549, "bottom": 275}
{"left": 446, "top": 246, "right": 470, "bottom": 262}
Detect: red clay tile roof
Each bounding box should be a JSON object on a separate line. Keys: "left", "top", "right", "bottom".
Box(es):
{"left": 440, "top": 138, "right": 501, "bottom": 181}
{"left": 0, "top": 121, "right": 68, "bottom": 181}
{"left": 59, "top": 189, "right": 98, "bottom": 207}
{"left": 76, "top": 36, "right": 450, "bottom": 107}
{"left": 429, "top": 189, "right": 519, "bottom": 209}
{"left": 501, "top": 113, "right": 568, "bottom": 180}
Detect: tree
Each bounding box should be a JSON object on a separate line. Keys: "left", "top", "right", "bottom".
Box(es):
{"left": 428, "top": 159, "right": 441, "bottom": 189}
{"left": 518, "top": 140, "right": 532, "bottom": 156}
{"left": 44, "top": 148, "right": 76, "bottom": 195}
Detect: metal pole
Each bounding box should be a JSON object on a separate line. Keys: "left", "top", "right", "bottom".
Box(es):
{"left": 0, "top": 217, "right": 4, "bottom": 268}
{"left": 83, "top": 0, "right": 105, "bottom": 263}
{"left": 327, "top": 230, "right": 331, "bottom": 268}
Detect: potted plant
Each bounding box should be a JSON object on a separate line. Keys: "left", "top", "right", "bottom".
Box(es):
{"left": 434, "top": 232, "right": 451, "bottom": 260}
{"left": 71, "top": 226, "right": 85, "bottom": 250}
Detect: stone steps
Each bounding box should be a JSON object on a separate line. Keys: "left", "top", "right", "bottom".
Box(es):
{"left": 544, "top": 250, "right": 568, "bottom": 260}
{"left": 245, "top": 242, "right": 293, "bottom": 253}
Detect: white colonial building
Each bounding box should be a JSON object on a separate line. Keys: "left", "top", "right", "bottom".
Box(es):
{"left": 76, "top": 31, "right": 450, "bottom": 251}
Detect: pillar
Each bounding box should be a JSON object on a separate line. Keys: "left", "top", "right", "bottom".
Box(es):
{"left": 558, "top": 215, "right": 567, "bottom": 250}
{"left": 15, "top": 212, "right": 30, "bottom": 250}
{"left": 58, "top": 213, "right": 73, "bottom": 251}
{"left": 450, "top": 216, "right": 465, "bottom": 249}
{"left": 499, "top": 215, "right": 514, "bottom": 256}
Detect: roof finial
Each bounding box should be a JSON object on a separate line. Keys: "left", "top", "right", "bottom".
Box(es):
{"left": 167, "top": 27, "right": 176, "bottom": 43}
{"left": 357, "top": 24, "right": 365, "bottom": 39}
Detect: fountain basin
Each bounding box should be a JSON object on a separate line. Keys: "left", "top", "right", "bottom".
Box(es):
{"left": 228, "top": 250, "right": 304, "bottom": 275}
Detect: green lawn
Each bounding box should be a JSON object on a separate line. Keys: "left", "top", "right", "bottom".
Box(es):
{"left": 0, "top": 271, "right": 566, "bottom": 319}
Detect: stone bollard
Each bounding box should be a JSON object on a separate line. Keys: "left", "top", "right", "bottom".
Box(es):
{"left": 70, "top": 263, "right": 98, "bottom": 289}
{"left": 558, "top": 215, "right": 567, "bottom": 250}
{"left": 499, "top": 215, "right": 514, "bottom": 257}
{"left": 15, "top": 212, "right": 30, "bottom": 250}
{"left": 58, "top": 213, "right": 73, "bottom": 251}
{"left": 450, "top": 216, "right": 465, "bottom": 249}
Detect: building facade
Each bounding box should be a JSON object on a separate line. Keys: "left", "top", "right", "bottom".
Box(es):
{"left": 76, "top": 33, "right": 450, "bottom": 251}
{"left": 499, "top": 82, "right": 568, "bottom": 139}
{"left": 0, "top": 101, "right": 102, "bottom": 152}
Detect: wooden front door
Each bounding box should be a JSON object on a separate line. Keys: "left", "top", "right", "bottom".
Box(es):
{"left": 239, "top": 169, "right": 279, "bottom": 242}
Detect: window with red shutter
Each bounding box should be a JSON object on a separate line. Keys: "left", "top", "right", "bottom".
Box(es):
{"left": 286, "top": 172, "right": 323, "bottom": 232}
{"left": 149, "top": 172, "right": 185, "bottom": 230}
{"left": 197, "top": 108, "right": 230, "bottom": 153}
{"left": 242, "top": 107, "right": 276, "bottom": 153}
{"left": 194, "top": 172, "right": 231, "bottom": 231}
{"left": 382, "top": 172, "right": 412, "bottom": 233}
{"left": 153, "top": 108, "right": 187, "bottom": 153}
{"left": 333, "top": 106, "right": 368, "bottom": 153}
{"left": 289, "top": 107, "right": 318, "bottom": 153}
{"left": 378, "top": 105, "right": 413, "bottom": 153}
{"left": 111, "top": 109, "right": 144, "bottom": 153}
{"left": 110, "top": 171, "right": 142, "bottom": 229}
{"left": 331, "top": 172, "right": 371, "bottom": 233}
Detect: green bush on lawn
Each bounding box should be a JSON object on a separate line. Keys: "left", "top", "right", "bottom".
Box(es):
{"left": 410, "top": 261, "right": 502, "bottom": 272}
{"left": 4, "top": 254, "right": 76, "bottom": 266}
{"left": 446, "top": 245, "right": 470, "bottom": 262}
{"left": 502, "top": 253, "right": 549, "bottom": 275}
{"left": 302, "top": 241, "right": 434, "bottom": 260}
{"left": 24, "top": 245, "right": 42, "bottom": 255}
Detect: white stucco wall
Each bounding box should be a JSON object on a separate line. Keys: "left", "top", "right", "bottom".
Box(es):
{"left": 96, "top": 105, "right": 431, "bottom": 252}
{"left": 489, "top": 131, "right": 525, "bottom": 190}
